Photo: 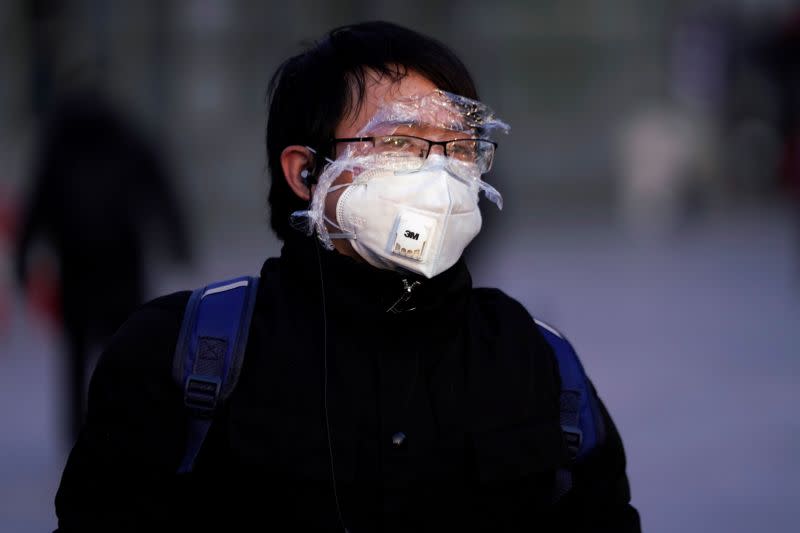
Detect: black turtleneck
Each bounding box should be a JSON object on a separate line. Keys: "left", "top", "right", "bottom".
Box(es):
{"left": 277, "top": 232, "right": 473, "bottom": 314}
{"left": 54, "top": 234, "right": 640, "bottom": 533}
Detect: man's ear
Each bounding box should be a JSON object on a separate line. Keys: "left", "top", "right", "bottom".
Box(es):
{"left": 281, "top": 145, "right": 315, "bottom": 201}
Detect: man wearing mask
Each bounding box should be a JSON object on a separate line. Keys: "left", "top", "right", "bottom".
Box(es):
{"left": 54, "top": 21, "right": 640, "bottom": 533}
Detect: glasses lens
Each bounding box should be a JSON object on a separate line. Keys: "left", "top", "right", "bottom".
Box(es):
{"left": 447, "top": 139, "right": 495, "bottom": 172}
{"left": 373, "top": 136, "right": 428, "bottom": 156}
{"left": 369, "top": 136, "right": 427, "bottom": 171}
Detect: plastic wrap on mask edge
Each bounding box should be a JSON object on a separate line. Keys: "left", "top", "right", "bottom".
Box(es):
{"left": 298, "top": 92, "right": 509, "bottom": 245}
{"left": 445, "top": 158, "right": 503, "bottom": 209}
{"left": 357, "top": 89, "right": 510, "bottom": 138}
{"left": 298, "top": 154, "right": 503, "bottom": 250}
{"left": 478, "top": 181, "right": 503, "bottom": 209}
{"left": 296, "top": 150, "right": 382, "bottom": 249}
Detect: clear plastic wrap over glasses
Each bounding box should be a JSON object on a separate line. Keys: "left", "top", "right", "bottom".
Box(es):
{"left": 290, "top": 89, "right": 510, "bottom": 278}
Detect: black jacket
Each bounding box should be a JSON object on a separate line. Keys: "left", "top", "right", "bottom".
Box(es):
{"left": 54, "top": 236, "right": 640, "bottom": 532}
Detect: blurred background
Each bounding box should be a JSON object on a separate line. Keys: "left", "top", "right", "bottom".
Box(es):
{"left": 2, "top": 0, "right": 799, "bottom": 531}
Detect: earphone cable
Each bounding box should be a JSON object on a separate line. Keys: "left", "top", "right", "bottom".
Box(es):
{"left": 315, "top": 241, "right": 348, "bottom": 533}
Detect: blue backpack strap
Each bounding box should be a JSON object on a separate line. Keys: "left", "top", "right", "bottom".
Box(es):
{"left": 172, "top": 275, "right": 260, "bottom": 473}
{"left": 535, "top": 318, "right": 606, "bottom": 500}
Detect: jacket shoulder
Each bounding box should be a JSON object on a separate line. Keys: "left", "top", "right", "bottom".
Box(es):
{"left": 469, "top": 286, "right": 561, "bottom": 383}
{"left": 55, "top": 291, "right": 194, "bottom": 523}
{"left": 470, "top": 287, "right": 539, "bottom": 331}
{"left": 471, "top": 287, "right": 572, "bottom": 346}
{"left": 94, "top": 291, "right": 191, "bottom": 385}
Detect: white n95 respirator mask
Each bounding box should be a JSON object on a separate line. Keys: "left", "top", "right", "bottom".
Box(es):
{"left": 331, "top": 155, "right": 482, "bottom": 279}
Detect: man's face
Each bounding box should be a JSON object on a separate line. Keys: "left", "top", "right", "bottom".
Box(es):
{"left": 322, "top": 70, "right": 464, "bottom": 259}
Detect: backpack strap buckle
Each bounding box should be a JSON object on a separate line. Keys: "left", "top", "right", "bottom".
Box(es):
{"left": 184, "top": 374, "right": 222, "bottom": 414}
{"left": 173, "top": 275, "right": 260, "bottom": 473}
{"left": 561, "top": 424, "right": 583, "bottom": 460}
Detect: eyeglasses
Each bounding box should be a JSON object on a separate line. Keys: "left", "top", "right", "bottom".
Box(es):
{"left": 330, "top": 135, "right": 498, "bottom": 174}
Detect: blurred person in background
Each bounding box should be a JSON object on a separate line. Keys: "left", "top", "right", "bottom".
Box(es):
{"left": 0, "top": 187, "right": 17, "bottom": 337}
{"left": 53, "top": 21, "right": 639, "bottom": 532}
{"left": 761, "top": 8, "right": 800, "bottom": 271}
{"left": 14, "top": 88, "right": 191, "bottom": 445}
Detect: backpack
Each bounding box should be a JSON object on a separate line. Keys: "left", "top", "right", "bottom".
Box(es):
{"left": 171, "top": 276, "right": 606, "bottom": 499}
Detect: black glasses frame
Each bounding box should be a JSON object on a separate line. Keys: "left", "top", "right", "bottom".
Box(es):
{"left": 329, "top": 135, "right": 498, "bottom": 160}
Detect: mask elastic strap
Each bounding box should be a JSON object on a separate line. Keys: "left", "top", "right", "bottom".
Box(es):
{"left": 306, "top": 146, "right": 336, "bottom": 166}
{"left": 327, "top": 183, "right": 350, "bottom": 194}
{"left": 323, "top": 214, "right": 355, "bottom": 240}
{"left": 304, "top": 146, "right": 355, "bottom": 240}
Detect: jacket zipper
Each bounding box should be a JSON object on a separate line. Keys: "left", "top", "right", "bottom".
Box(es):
{"left": 386, "top": 278, "right": 421, "bottom": 313}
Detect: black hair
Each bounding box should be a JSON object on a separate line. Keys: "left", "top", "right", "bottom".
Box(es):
{"left": 266, "top": 21, "right": 479, "bottom": 241}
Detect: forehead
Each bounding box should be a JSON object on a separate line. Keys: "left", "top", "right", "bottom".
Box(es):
{"left": 334, "top": 71, "right": 446, "bottom": 138}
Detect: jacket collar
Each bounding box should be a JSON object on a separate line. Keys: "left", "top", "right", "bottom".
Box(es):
{"left": 272, "top": 233, "right": 473, "bottom": 320}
